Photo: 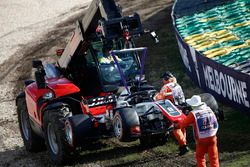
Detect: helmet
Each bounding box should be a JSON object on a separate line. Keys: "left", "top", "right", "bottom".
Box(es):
{"left": 161, "top": 71, "right": 174, "bottom": 80}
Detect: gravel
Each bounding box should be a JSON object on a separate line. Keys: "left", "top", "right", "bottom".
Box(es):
{"left": 0, "top": 0, "right": 92, "bottom": 65}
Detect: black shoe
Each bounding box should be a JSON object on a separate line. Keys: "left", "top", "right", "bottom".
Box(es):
{"left": 179, "top": 145, "right": 189, "bottom": 156}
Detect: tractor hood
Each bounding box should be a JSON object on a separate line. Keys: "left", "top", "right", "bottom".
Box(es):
{"left": 47, "top": 78, "right": 80, "bottom": 98}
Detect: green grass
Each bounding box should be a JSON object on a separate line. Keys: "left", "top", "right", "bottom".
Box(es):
{"left": 74, "top": 138, "right": 181, "bottom": 166}
{"left": 222, "top": 152, "right": 250, "bottom": 167}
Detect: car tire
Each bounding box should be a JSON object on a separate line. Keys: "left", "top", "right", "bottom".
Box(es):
{"left": 113, "top": 108, "right": 139, "bottom": 142}
{"left": 17, "top": 97, "right": 45, "bottom": 152}
{"left": 199, "top": 93, "right": 224, "bottom": 120}
{"left": 43, "top": 110, "right": 76, "bottom": 165}
{"left": 199, "top": 93, "right": 218, "bottom": 112}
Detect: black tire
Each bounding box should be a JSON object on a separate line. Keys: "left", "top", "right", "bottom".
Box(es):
{"left": 199, "top": 93, "right": 218, "bottom": 112}
{"left": 113, "top": 108, "right": 140, "bottom": 142}
{"left": 17, "top": 97, "right": 45, "bottom": 152}
{"left": 43, "top": 109, "right": 76, "bottom": 165}
{"left": 199, "top": 93, "right": 225, "bottom": 121}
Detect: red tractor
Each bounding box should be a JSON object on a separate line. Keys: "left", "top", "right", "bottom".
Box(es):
{"left": 16, "top": 0, "right": 222, "bottom": 165}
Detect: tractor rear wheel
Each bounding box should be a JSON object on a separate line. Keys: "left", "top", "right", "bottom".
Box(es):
{"left": 17, "top": 97, "right": 45, "bottom": 152}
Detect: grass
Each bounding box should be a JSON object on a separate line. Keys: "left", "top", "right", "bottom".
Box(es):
{"left": 222, "top": 153, "right": 250, "bottom": 167}
{"left": 74, "top": 139, "right": 183, "bottom": 167}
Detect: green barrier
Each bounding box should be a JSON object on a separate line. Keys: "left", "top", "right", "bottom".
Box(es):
{"left": 176, "top": 0, "right": 250, "bottom": 69}
{"left": 213, "top": 47, "right": 250, "bottom": 66}
{"left": 223, "top": 53, "right": 250, "bottom": 66}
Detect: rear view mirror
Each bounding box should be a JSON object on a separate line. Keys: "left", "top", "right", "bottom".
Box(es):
{"left": 144, "top": 29, "right": 159, "bottom": 43}
{"left": 32, "top": 60, "right": 46, "bottom": 89}
{"left": 32, "top": 60, "right": 43, "bottom": 68}
{"left": 150, "top": 31, "right": 159, "bottom": 43}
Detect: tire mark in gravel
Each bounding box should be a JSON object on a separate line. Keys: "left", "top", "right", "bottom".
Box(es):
{"left": 0, "top": 10, "right": 86, "bottom": 85}
{"left": 112, "top": 152, "right": 195, "bottom": 167}
{"left": 0, "top": 5, "right": 88, "bottom": 39}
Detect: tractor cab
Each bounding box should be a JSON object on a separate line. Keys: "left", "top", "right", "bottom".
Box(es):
{"left": 92, "top": 41, "right": 142, "bottom": 86}
{"left": 66, "top": 39, "right": 146, "bottom": 98}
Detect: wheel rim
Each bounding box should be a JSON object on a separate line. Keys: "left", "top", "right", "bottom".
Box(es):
{"left": 47, "top": 123, "right": 59, "bottom": 155}
{"left": 20, "top": 110, "right": 29, "bottom": 140}
{"left": 114, "top": 116, "right": 122, "bottom": 138}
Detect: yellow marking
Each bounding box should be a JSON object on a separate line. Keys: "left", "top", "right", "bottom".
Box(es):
{"left": 216, "top": 36, "right": 239, "bottom": 43}
{"left": 184, "top": 30, "right": 228, "bottom": 42}
{"left": 225, "top": 20, "right": 250, "bottom": 29}
{"left": 184, "top": 34, "right": 204, "bottom": 41}
{"left": 196, "top": 41, "right": 217, "bottom": 51}
{"left": 180, "top": 15, "right": 250, "bottom": 58}
{"left": 204, "top": 39, "right": 250, "bottom": 58}
{"left": 199, "top": 17, "right": 217, "bottom": 23}
{"left": 193, "top": 40, "right": 214, "bottom": 48}
{"left": 186, "top": 30, "right": 239, "bottom": 51}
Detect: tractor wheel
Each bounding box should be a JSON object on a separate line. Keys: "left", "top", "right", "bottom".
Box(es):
{"left": 113, "top": 108, "right": 139, "bottom": 142}
{"left": 43, "top": 110, "right": 76, "bottom": 165}
{"left": 17, "top": 97, "right": 45, "bottom": 152}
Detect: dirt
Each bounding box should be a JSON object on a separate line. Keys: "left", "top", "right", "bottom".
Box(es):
{"left": 0, "top": 0, "right": 198, "bottom": 166}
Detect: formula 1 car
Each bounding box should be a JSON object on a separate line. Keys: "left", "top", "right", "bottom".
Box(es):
{"left": 15, "top": 0, "right": 222, "bottom": 165}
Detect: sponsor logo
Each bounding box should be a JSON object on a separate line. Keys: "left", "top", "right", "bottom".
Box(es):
{"left": 88, "top": 95, "right": 116, "bottom": 107}
{"left": 203, "top": 64, "right": 249, "bottom": 108}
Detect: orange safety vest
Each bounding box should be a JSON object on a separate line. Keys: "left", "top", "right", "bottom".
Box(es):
{"left": 155, "top": 82, "right": 185, "bottom": 105}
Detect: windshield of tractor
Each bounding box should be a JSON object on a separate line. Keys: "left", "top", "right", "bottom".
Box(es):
{"left": 91, "top": 41, "right": 142, "bottom": 84}
{"left": 98, "top": 49, "right": 140, "bottom": 84}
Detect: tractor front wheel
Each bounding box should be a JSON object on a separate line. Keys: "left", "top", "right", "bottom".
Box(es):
{"left": 43, "top": 110, "right": 76, "bottom": 165}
